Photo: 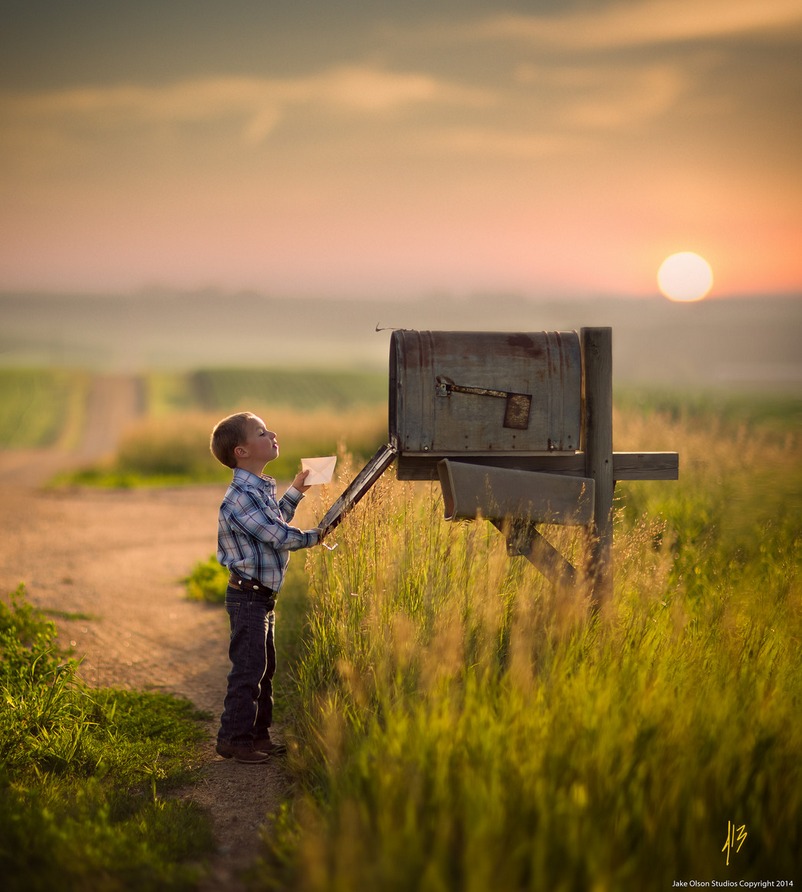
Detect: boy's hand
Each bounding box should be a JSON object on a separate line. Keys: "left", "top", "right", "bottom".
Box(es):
{"left": 292, "top": 469, "right": 312, "bottom": 493}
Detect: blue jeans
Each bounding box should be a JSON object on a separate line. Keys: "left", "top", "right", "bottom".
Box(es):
{"left": 217, "top": 586, "right": 276, "bottom": 746}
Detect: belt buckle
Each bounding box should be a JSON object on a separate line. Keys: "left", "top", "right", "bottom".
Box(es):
{"left": 231, "top": 573, "right": 271, "bottom": 595}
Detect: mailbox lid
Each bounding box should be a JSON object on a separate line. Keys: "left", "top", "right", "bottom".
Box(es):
{"left": 390, "top": 330, "right": 581, "bottom": 454}
{"left": 318, "top": 443, "right": 396, "bottom": 536}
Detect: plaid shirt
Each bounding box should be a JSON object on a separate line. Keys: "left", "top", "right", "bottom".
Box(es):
{"left": 217, "top": 468, "right": 319, "bottom": 592}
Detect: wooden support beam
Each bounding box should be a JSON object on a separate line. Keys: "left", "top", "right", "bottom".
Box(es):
{"left": 491, "top": 520, "right": 577, "bottom": 592}
{"left": 581, "top": 327, "right": 614, "bottom": 607}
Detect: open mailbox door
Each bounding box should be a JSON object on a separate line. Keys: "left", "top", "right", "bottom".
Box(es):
{"left": 318, "top": 443, "right": 397, "bottom": 537}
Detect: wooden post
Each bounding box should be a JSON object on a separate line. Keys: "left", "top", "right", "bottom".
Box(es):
{"left": 581, "top": 327, "right": 614, "bottom": 606}
{"left": 492, "top": 519, "right": 577, "bottom": 593}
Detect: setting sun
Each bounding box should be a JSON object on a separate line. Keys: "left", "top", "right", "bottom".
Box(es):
{"left": 657, "top": 252, "right": 714, "bottom": 302}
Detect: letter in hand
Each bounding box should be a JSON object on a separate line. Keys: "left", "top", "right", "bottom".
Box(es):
{"left": 301, "top": 456, "right": 337, "bottom": 486}
{"left": 292, "top": 468, "right": 312, "bottom": 493}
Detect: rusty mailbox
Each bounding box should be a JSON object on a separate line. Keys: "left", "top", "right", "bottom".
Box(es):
{"left": 320, "top": 328, "right": 678, "bottom": 602}
{"left": 389, "top": 330, "right": 582, "bottom": 456}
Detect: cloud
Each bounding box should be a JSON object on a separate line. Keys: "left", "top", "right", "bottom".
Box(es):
{"left": 465, "top": 0, "right": 802, "bottom": 51}
{"left": 309, "top": 65, "right": 491, "bottom": 112}
{"left": 559, "top": 63, "right": 688, "bottom": 130}
{"left": 0, "top": 64, "right": 492, "bottom": 152}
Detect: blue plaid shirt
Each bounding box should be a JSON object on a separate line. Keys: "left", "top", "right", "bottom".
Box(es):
{"left": 217, "top": 468, "right": 319, "bottom": 592}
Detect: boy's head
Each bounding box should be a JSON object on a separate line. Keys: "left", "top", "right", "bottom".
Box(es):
{"left": 210, "top": 412, "right": 278, "bottom": 470}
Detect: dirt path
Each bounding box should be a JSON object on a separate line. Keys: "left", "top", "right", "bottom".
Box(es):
{"left": 0, "top": 374, "right": 296, "bottom": 891}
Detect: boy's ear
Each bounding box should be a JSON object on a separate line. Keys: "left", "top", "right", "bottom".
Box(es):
{"left": 234, "top": 444, "right": 248, "bottom": 458}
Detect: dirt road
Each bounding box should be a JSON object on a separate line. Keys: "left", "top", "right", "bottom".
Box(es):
{"left": 0, "top": 374, "right": 294, "bottom": 891}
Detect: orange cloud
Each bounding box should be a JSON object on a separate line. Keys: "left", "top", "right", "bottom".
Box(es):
{"left": 0, "top": 65, "right": 492, "bottom": 155}
{"left": 466, "top": 0, "right": 802, "bottom": 50}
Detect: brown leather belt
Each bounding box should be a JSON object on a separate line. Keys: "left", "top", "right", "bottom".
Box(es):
{"left": 228, "top": 573, "right": 276, "bottom": 596}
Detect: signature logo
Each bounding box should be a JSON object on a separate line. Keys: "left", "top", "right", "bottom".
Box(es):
{"left": 722, "top": 820, "right": 747, "bottom": 866}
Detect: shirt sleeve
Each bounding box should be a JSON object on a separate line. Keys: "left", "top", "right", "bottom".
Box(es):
{"left": 279, "top": 485, "right": 304, "bottom": 522}
{"left": 227, "top": 490, "right": 318, "bottom": 552}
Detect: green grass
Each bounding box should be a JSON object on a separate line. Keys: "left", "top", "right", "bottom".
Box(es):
{"left": 0, "top": 586, "right": 213, "bottom": 891}
{"left": 0, "top": 368, "right": 89, "bottom": 448}
{"left": 185, "top": 554, "right": 230, "bottom": 604}
{"left": 144, "top": 371, "right": 202, "bottom": 415}
{"left": 248, "top": 397, "right": 801, "bottom": 891}
{"left": 57, "top": 405, "right": 387, "bottom": 488}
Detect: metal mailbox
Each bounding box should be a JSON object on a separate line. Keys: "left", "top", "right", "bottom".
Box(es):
{"left": 389, "top": 330, "right": 582, "bottom": 458}
{"left": 319, "top": 326, "right": 678, "bottom": 603}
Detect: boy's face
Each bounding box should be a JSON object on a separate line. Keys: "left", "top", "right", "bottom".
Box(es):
{"left": 237, "top": 415, "right": 279, "bottom": 466}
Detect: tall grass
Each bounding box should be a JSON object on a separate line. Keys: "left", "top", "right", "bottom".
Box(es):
{"left": 254, "top": 400, "right": 801, "bottom": 890}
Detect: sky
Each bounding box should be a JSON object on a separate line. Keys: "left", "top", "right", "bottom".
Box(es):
{"left": 1, "top": 0, "right": 800, "bottom": 301}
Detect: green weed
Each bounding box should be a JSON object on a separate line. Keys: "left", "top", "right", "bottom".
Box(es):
{"left": 185, "top": 554, "right": 230, "bottom": 603}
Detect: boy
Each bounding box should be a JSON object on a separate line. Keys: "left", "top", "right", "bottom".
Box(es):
{"left": 210, "top": 411, "right": 322, "bottom": 764}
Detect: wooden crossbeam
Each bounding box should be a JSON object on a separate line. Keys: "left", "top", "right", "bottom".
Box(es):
{"left": 396, "top": 451, "right": 678, "bottom": 482}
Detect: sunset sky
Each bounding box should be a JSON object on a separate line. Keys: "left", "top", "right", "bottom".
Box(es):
{"left": 1, "top": 0, "right": 800, "bottom": 300}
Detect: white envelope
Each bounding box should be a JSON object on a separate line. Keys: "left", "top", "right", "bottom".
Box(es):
{"left": 301, "top": 455, "right": 337, "bottom": 485}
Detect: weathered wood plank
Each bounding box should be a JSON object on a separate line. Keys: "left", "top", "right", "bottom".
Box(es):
{"left": 396, "top": 451, "right": 678, "bottom": 481}
{"left": 438, "top": 459, "right": 595, "bottom": 525}
{"left": 612, "top": 452, "right": 679, "bottom": 480}
{"left": 491, "top": 519, "right": 577, "bottom": 591}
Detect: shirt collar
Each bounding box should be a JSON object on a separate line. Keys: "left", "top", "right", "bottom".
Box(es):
{"left": 233, "top": 467, "right": 275, "bottom": 487}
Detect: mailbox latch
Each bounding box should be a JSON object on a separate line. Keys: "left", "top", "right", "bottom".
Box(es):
{"left": 435, "top": 376, "right": 532, "bottom": 430}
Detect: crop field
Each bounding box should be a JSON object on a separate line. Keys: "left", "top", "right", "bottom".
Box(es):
{"left": 0, "top": 368, "right": 89, "bottom": 449}
{"left": 252, "top": 394, "right": 801, "bottom": 891}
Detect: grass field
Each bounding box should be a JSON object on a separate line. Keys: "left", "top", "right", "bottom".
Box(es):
{"left": 4, "top": 367, "right": 800, "bottom": 889}
{"left": 251, "top": 394, "right": 801, "bottom": 891}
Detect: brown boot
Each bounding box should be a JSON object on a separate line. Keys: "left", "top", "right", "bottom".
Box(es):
{"left": 216, "top": 741, "right": 271, "bottom": 763}
{"left": 253, "top": 736, "right": 287, "bottom": 756}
